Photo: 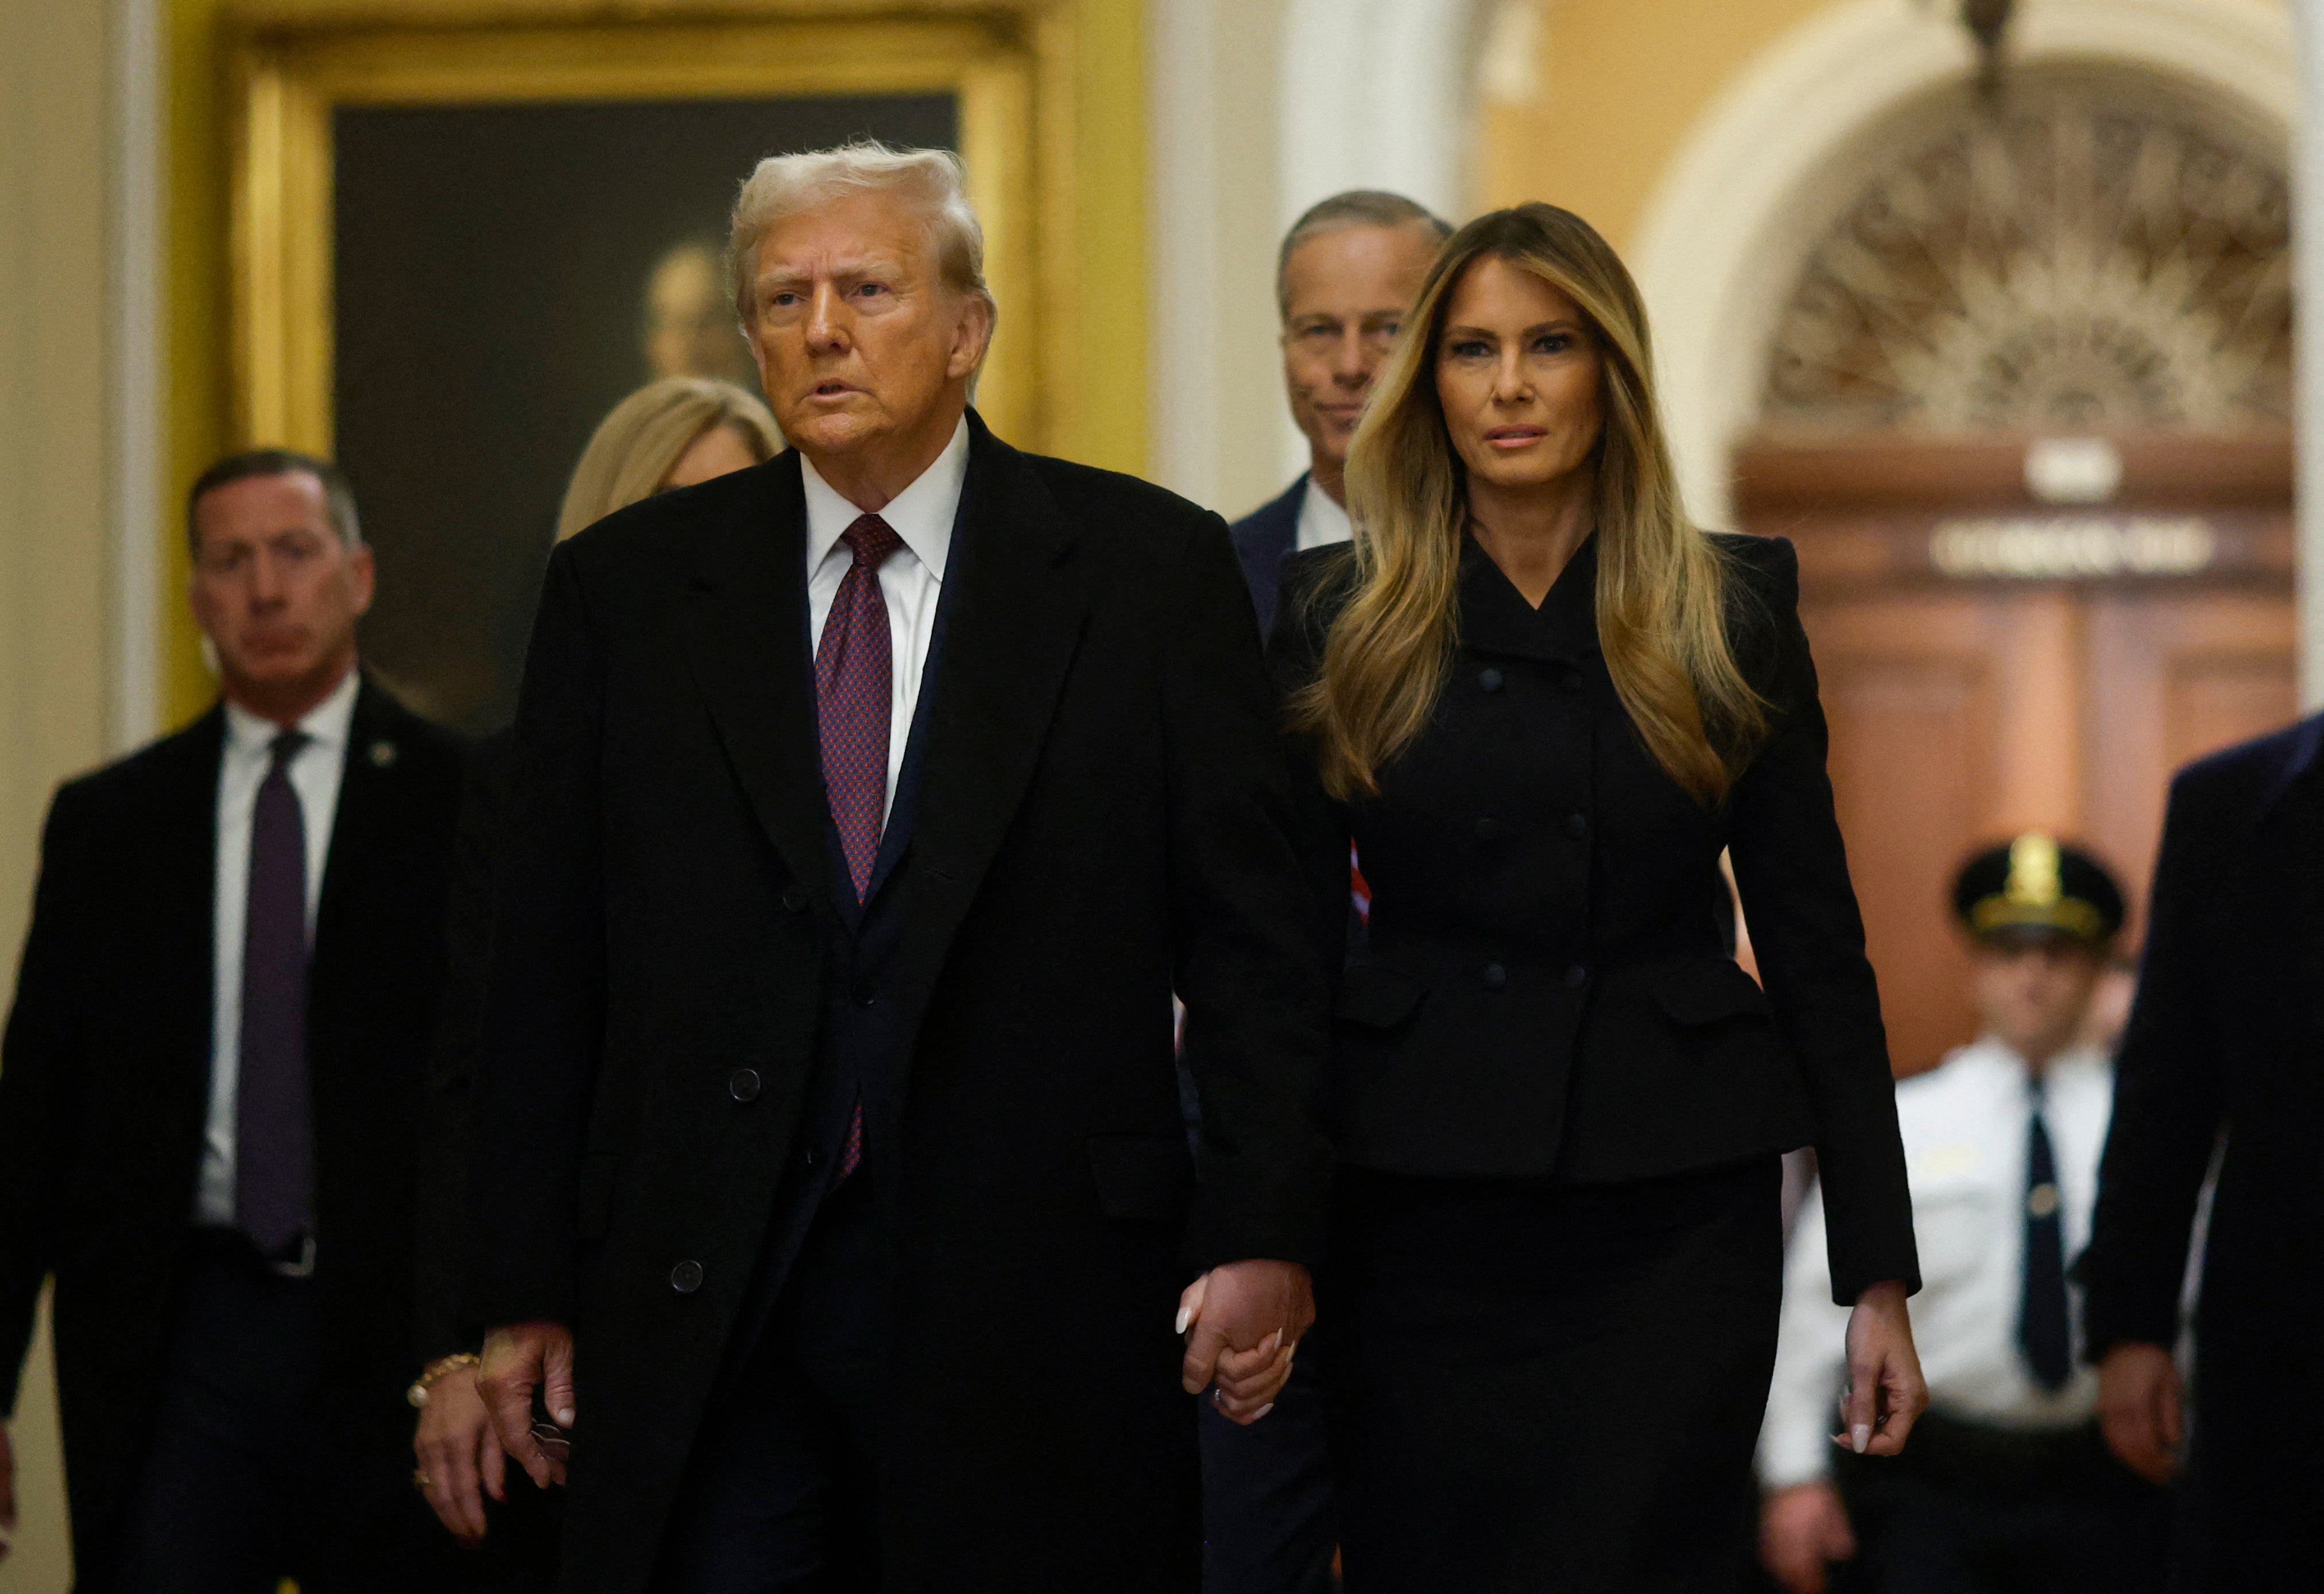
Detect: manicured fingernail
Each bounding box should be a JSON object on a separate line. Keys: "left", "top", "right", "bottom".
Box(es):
{"left": 554, "top": 1407, "right": 574, "bottom": 1426}
{"left": 1851, "top": 1423, "right": 1871, "bottom": 1454}
{"left": 1174, "top": 1306, "right": 1191, "bottom": 1335}
{"left": 1263, "top": 1330, "right": 1281, "bottom": 1355}
{"left": 1254, "top": 1402, "right": 1275, "bottom": 1419}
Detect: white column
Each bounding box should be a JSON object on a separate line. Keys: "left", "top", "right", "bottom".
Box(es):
{"left": 2296, "top": 0, "right": 2324, "bottom": 708}
{"left": 1145, "top": 0, "right": 1223, "bottom": 507}
{"left": 109, "top": 0, "right": 163, "bottom": 750}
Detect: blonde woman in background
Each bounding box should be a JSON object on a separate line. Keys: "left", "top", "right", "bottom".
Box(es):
{"left": 1268, "top": 204, "right": 1927, "bottom": 1589}
{"left": 404, "top": 376, "right": 778, "bottom": 1587}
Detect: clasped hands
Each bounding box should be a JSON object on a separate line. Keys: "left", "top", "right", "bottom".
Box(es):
{"left": 1179, "top": 1258, "right": 1314, "bottom": 1425}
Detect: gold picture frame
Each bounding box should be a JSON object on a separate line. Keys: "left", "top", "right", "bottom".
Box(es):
{"left": 229, "top": 11, "right": 1048, "bottom": 455}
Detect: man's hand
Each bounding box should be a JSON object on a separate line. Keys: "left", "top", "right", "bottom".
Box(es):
{"left": 0, "top": 1423, "right": 15, "bottom": 1563}
{"left": 2097, "top": 1341, "right": 2182, "bottom": 1484}
{"left": 1759, "top": 1480, "right": 1857, "bottom": 1594}
{"left": 478, "top": 1322, "right": 575, "bottom": 1489}
{"left": 1835, "top": 1279, "right": 1927, "bottom": 1457}
{"left": 1178, "top": 1260, "right": 1314, "bottom": 1425}
{"left": 414, "top": 1364, "right": 506, "bottom": 1543}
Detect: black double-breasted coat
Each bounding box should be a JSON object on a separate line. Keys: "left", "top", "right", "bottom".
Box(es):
{"left": 1273, "top": 533, "right": 1918, "bottom": 1302}
{"left": 0, "top": 680, "right": 466, "bottom": 1581}
{"left": 464, "top": 414, "right": 1334, "bottom": 1593}
{"left": 2079, "top": 713, "right": 2324, "bottom": 1589}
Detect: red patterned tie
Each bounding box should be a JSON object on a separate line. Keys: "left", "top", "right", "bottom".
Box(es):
{"left": 816, "top": 513, "right": 901, "bottom": 1179}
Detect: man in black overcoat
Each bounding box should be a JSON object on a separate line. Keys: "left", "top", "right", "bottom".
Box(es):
{"left": 2080, "top": 713, "right": 2324, "bottom": 1589}
{"left": 469, "top": 146, "right": 1333, "bottom": 1593}
{"left": 0, "top": 451, "right": 468, "bottom": 1589}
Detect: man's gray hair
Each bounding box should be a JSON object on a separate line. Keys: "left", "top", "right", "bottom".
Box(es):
{"left": 185, "top": 448, "right": 361, "bottom": 560}
{"left": 728, "top": 140, "right": 995, "bottom": 327}
{"left": 1276, "top": 190, "right": 1454, "bottom": 319}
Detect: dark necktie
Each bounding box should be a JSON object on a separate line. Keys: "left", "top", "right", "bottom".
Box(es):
{"left": 815, "top": 514, "right": 902, "bottom": 1178}
{"left": 2017, "top": 1080, "right": 2072, "bottom": 1390}
{"left": 237, "top": 729, "right": 315, "bottom": 1259}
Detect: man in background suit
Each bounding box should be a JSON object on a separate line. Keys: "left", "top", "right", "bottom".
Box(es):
{"left": 470, "top": 143, "right": 1333, "bottom": 1593}
{"left": 1230, "top": 191, "right": 1449, "bottom": 639}
{"left": 0, "top": 451, "right": 468, "bottom": 1590}
{"left": 2079, "top": 715, "right": 2324, "bottom": 1589}
{"left": 1204, "top": 190, "right": 1444, "bottom": 1594}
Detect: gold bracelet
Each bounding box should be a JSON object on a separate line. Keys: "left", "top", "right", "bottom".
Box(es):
{"left": 406, "top": 1351, "right": 482, "bottom": 1409}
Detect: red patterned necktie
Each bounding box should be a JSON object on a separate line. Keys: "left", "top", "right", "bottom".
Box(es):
{"left": 816, "top": 513, "right": 902, "bottom": 1178}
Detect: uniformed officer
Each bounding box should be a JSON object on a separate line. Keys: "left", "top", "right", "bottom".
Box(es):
{"left": 1757, "top": 835, "right": 2169, "bottom": 1594}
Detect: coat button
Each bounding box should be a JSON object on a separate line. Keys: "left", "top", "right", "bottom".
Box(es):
{"left": 1482, "top": 962, "right": 1508, "bottom": 991}
{"left": 670, "top": 1260, "right": 704, "bottom": 1294}
{"left": 1473, "top": 816, "right": 1501, "bottom": 843}
{"left": 1564, "top": 964, "right": 1589, "bottom": 989}
{"left": 1478, "top": 667, "right": 1504, "bottom": 693}
{"left": 1566, "top": 812, "right": 1589, "bottom": 839}
{"left": 780, "top": 883, "right": 809, "bottom": 913}
{"left": 727, "top": 1068, "right": 761, "bottom": 1103}
{"left": 851, "top": 982, "right": 877, "bottom": 1008}
{"left": 803, "top": 1147, "right": 820, "bottom": 1170}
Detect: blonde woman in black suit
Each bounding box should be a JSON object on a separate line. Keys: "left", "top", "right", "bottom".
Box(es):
{"left": 1272, "top": 205, "right": 1928, "bottom": 1590}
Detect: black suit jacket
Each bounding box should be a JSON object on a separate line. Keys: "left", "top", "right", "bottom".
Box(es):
{"left": 1273, "top": 533, "right": 1918, "bottom": 1302}
{"left": 465, "top": 412, "right": 1334, "bottom": 1593}
{"left": 1230, "top": 474, "right": 1306, "bottom": 639}
{"left": 0, "top": 680, "right": 465, "bottom": 1574}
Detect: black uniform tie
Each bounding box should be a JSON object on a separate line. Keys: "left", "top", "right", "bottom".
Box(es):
{"left": 236, "top": 730, "right": 315, "bottom": 1259}
{"left": 2017, "top": 1079, "right": 2071, "bottom": 1390}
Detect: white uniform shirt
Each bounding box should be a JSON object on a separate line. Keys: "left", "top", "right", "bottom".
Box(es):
{"left": 1293, "top": 478, "right": 1353, "bottom": 554}
{"left": 801, "top": 417, "right": 967, "bottom": 821}
{"left": 1758, "top": 1036, "right": 2116, "bottom": 1489}
{"left": 195, "top": 667, "right": 361, "bottom": 1226}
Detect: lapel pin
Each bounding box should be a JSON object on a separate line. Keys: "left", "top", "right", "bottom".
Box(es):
{"left": 370, "top": 740, "right": 398, "bottom": 768}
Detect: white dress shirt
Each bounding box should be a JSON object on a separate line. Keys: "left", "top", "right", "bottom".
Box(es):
{"left": 1758, "top": 1035, "right": 2117, "bottom": 1489}
{"left": 801, "top": 417, "right": 967, "bottom": 821}
{"left": 1294, "top": 476, "right": 1354, "bottom": 554}
{"left": 195, "top": 666, "right": 361, "bottom": 1226}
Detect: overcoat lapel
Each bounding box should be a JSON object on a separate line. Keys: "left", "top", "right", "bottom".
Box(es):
{"left": 890, "top": 418, "right": 1087, "bottom": 1039}
{"left": 680, "top": 455, "right": 835, "bottom": 913}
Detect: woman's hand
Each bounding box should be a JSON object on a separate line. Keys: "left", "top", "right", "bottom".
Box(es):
{"left": 413, "top": 1364, "right": 505, "bottom": 1545}
{"left": 1834, "top": 1279, "right": 1926, "bottom": 1457}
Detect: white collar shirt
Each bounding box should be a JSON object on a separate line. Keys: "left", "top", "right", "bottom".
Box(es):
{"left": 196, "top": 666, "right": 362, "bottom": 1227}
{"left": 1758, "top": 1035, "right": 2118, "bottom": 1488}
{"left": 801, "top": 416, "right": 967, "bottom": 823}
{"left": 1293, "top": 475, "right": 1353, "bottom": 554}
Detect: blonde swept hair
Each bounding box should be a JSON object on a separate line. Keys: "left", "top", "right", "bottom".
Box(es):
{"left": 1294, "top": 203, "right": 1766, "bottom": 805}
{"left": 555, "top": 377, "right": 783, "bottom": 543}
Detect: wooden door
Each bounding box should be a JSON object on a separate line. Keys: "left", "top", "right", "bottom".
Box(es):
{"left": 1734, "top": 433, "right": 2295, "bottom": 1075}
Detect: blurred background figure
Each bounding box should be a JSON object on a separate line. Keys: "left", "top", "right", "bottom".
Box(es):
{"left": 1230, "top": 192, "right": 1449, "bottom": 637}
{"left": 1760, "top": 836, "right": 2161, "bottom": 1594}
{"left": 642, "top": 239, "right": 763, "bottom": 389}
{"left": 2081, "top": 713, "right": 2324, "bottom": 1593}
{"left": 1202, "top": 187, "right": 1445, "bottom": 1594}
{"left": 408, "top": 377, "right": 779, "bottom": 1588}
{"left": 0, "top": 452, "right": 470, "bottom": 1592}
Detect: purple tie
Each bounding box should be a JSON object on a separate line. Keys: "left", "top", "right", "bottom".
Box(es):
{"left": 816, "top": 515, "right": 902, "bottom": 1178}
{"left": 237, "top": 729, "right": 315, "bottom": 1258}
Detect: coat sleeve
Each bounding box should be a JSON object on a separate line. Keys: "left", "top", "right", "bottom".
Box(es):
{"left": 0, "top": 791, "right": 91, "bottom": 1413}
{"left": 466, "top": 548, "right": 608, "bottom": 1331}
{"left": 1724, "top": 538, "right": 1920, "bottom": 1303}
{"left": 415, "top": 736, "right": 513, "bottom": 1361}
{"left": 1163, "top": 513, "right": 1338, "bottom": 1272}
{"left": 2077, "top": 766, "right": 2226, "bottom": 1357}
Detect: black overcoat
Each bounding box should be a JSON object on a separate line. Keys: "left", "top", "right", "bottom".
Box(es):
{"left": 2079, "top": 713, "right": 2324, "bottom": 1588}
{"left": 0, "top": 680, "right": 465, "bottom": 1580}
{"left": 464, "top": 413, "right": 1335, "bottom": 1593}
{"left": 1272, "top": 533, "right": 1919, "bottom": 1302}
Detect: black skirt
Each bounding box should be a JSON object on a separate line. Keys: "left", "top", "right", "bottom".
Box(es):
{"left": 1321, "top": 1156, "right": 1783, "bottom": 1592}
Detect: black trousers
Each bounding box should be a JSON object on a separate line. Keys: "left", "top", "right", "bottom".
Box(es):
{"left": 1198, "top": 1344, "right": 1338, "bottom": 1594}
{"left": 652, "top": 1173, "right": 886, "bottom": 1594}
{"left": 1323, "top": 1158, "right": 1783, "bottom": 1593}
{"left": 1831, "top": 1415, "right": 2169, "bottom": 1594}
{"left": 107, "top": 1232, "right": 468, "bottom": 1594}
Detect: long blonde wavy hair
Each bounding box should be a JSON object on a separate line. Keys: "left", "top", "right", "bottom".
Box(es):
{"left": 1293, "top": 203, "right": 1765, "bottom": 805}
{"left": 555, "top": 377, "right": 784, "bottom": 542}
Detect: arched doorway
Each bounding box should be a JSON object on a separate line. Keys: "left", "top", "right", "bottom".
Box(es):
{"left": 1732, "top": 63, "right": 2295, "bottom": 1075}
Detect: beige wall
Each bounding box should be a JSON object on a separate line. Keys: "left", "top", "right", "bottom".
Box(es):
{"left": 0, "top": 0, "right": 113, "bottom": 1580}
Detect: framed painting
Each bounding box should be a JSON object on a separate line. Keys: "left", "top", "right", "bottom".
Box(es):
{"left": 229, "top": 14, "right": 1043, "bottom": 729}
